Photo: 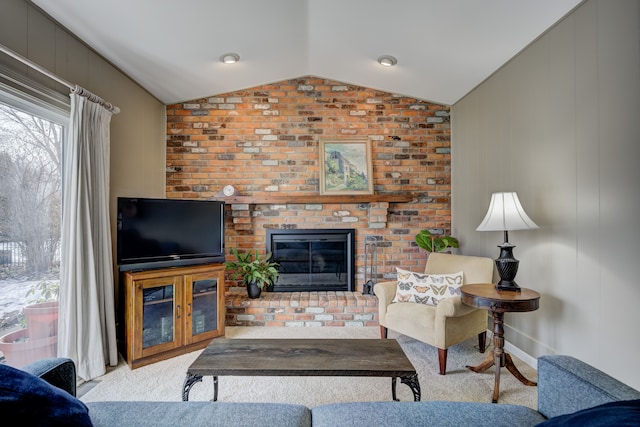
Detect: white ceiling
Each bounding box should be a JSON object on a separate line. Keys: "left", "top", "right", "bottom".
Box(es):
{"left": 33, "top": 0, "right": 583, "bottom": 105}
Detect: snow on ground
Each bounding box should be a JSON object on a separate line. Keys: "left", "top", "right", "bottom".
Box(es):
{"left": 0, "top": 280, "right": 38, "bottom": 315}
{"left": 0, "top": 280, "right": 44, "bottom": 333}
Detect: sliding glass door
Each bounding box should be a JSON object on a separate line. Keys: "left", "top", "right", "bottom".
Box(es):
{"left": 0, "top": 92, "right": 67, "bottom": 367}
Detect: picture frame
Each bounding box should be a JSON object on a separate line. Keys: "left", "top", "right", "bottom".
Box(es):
{"left": 319, "top": 139, "right": 373, "bottom": 195}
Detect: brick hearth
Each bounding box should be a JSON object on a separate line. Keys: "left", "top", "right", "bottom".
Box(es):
{"left": 225, "top": 290, "right": 378, "bottom": 327}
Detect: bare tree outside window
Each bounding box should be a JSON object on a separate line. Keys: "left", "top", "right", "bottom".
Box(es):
{"left": 0, "top": 101, "right": 62, "bottom": 340}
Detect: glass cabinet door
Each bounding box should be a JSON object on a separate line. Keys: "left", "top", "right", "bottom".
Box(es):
{"left": 135, "top": 274, "right": 183, "bottom": 361}
{"left": 190, "top": 276, "right": 218, "bottom": 337}
{"left": 141, "top": 282, "right": 176, "bottom": 350}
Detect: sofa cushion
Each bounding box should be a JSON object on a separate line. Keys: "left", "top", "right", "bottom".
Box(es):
{"left": 0, "top": 362, "right": 93, "bottom": 426}
{"left": 535, "top": 399, "right": 640, "bottom": 426}
{"left": 86, "top": 401, "right": 311, "bottom": 427}
{"left": 312, "top": 401, "right": 546, "bottom": 427}
{"left": 393, "top": 267, "right": 463, "bottom": 305}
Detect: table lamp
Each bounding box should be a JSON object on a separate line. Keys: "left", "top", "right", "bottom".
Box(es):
{"left": 476, "top": 192, "right": 538, "bottom": 291}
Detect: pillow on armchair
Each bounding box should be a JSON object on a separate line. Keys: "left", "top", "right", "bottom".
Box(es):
{"left": 0, "top": 363, "right": 93, "bottom": 426}
{"left": 392, "top": 267, "right": 464, "bottom": 306}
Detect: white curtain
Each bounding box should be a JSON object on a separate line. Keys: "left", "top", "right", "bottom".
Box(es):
{"left": 58, "top": 92, "right": 118, "bottom": 380}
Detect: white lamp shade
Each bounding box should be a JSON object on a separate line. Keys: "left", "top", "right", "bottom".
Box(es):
{"left": 476, "top": 192, "right": 539, "bottom": 231}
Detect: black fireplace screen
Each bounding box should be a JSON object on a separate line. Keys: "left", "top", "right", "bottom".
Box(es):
{"left": 266, "top": 229, "right": 355, "bottom": 292}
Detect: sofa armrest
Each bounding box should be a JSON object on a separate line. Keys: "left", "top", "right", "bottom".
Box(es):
{"left": 538, "top": 355, "right": 640, "bottom": 419}
{"left": 22, "top": 358, "right": 77, "bottom": 397}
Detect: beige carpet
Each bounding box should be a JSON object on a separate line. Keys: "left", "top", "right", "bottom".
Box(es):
{"left": 79, "top": 327, "right": 537, "bottom": 408}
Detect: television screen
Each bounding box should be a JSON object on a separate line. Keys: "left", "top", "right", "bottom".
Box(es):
{"left": 117, "top": 197, "right": 225, "bottom": 271}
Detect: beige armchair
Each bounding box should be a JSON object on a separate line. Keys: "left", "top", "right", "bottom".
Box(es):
{"left": 374, "top": 252, "right": 494, "bottom": 375}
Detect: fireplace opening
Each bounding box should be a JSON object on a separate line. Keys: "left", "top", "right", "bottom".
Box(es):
{"left": 267, "top": 229, "right": 355, "bottom": 292}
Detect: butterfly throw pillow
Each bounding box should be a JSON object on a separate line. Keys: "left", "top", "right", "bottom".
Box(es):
{"left": 392, "top": 267, "right": 464, "bottom": 306}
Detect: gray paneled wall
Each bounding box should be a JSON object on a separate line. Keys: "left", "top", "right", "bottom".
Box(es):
{"left": 452, "top": 0, "right": 640, "bottom": 389}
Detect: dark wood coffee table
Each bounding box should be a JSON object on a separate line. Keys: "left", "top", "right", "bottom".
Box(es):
{"left": 182, "top": 338, "right": 420, "bottom": 402}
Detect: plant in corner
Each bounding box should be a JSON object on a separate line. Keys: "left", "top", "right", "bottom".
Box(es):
{"left": 415, "top": 229, "right": 459, "bottom": 254}
{"left": 23, "top": 280, "right": 60, "bottom": 338}
{"left": 225, "top": 248, "right": 280, "bottom": 299}
{"left": 0, "top": 280, "right": 60, "bottom": 368}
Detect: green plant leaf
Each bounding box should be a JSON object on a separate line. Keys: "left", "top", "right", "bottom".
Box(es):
{"left": 415, "top": 229, "right": 458, "bottom": 253}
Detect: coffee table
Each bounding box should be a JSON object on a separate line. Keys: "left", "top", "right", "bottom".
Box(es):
{"left": 182, "top": 338, "right": 420, "bottom": 402}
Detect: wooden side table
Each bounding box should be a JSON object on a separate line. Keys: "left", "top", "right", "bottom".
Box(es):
{"left": 460, "top": 283, "right": 540, "bottom": 403}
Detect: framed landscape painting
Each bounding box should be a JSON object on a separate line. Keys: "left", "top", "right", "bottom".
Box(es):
{"left": 319, "top": 139, "right": 373, "bottom": 195}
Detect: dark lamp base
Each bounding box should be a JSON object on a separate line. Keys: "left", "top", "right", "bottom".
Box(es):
{"left": 495, "top": 239, "right": 522, "bottom": 292}
{"left": 496, "top": 280, "right": 521, "bottom": 292}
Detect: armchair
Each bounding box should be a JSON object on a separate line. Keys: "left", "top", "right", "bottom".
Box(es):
{"left": 374, "top": 252, "right": 494, "bottom": 375}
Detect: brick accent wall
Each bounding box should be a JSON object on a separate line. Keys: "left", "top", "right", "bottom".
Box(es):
{"left": 166, "top": 76, "right": 451, "bottom": 293}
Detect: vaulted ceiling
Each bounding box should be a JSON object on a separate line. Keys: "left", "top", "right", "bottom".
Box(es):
{"left": 33, "top": 0, "right": 583, "bottom": 105}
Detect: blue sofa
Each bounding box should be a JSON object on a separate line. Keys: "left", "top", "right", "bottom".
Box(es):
{"left": 2, "top": 355, "right": 639, "bottom": 426}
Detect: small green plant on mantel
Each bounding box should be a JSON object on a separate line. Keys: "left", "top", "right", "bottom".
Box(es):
{"left": 415, "top": 229, "right": 459, "bottom": 253}
{"left": 225, "top": 248, "right": 280, "bottom": 290}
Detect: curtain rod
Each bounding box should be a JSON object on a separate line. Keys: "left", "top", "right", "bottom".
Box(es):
{"left": 0, "top": 43, "right": 119, "bottom": 114}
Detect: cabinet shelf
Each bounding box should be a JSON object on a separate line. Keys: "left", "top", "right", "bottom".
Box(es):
{"left": 193, "top": 290, "right": 217, "bottom": 297}
{"left": 143, "top": 298, "right": 173, "bottom": 306}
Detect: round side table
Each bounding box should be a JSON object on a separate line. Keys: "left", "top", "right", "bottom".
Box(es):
{"left": 460, "top": 283, "right": 540, "bottom": 403}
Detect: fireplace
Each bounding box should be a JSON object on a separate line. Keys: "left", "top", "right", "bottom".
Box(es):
{"left": 266, "top": 229, "right": 355, "bottom": 292}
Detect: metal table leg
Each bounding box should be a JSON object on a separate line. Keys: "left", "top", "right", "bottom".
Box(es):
{"left": 391, "top": 374, "right": 421, "bottom": 401}
{"left": 182, "top": 373, "right": 219, "bottom": 401}
{"left": 182, "top": 372, "right": 203, "bottom": 401}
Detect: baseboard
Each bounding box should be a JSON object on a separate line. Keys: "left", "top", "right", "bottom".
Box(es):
{"left": 504, "top": 339, "right": 538, "bottom": 370}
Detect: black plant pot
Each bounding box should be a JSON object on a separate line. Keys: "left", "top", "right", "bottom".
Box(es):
{"left": 247, "top": 281, "right": 262, "bottom": 299}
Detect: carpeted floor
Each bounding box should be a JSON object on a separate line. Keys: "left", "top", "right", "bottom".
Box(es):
{"left": 78, "top": 326, "right": 537, "bottom": 408}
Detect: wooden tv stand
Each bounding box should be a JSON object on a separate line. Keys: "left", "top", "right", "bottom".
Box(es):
{"left": 120, "top": 263, "right": 225, "bottom": 369}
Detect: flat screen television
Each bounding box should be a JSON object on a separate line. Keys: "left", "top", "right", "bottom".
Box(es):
{"left": 117, "top": 197, "right": 225, "bottom": 272}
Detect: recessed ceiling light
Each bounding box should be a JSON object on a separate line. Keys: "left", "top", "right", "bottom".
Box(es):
{"left": 220, "top": 53, "right": 240, "bottom": 64}
{"left": 377, "top": 55, "right": 398, "bottom": 67}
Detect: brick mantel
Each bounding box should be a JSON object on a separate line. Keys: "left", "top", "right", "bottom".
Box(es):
{"left": 165, "top": 76, "right": 452, "bottom": 292}
{"left": 214, "top": 194, "right": 414, "bottom": 205}
{"left": 215, "top": 194, "right": 413, "bottom": 230}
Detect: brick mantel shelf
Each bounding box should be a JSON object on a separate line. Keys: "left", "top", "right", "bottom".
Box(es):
{"left": 215, "top": 194, "right": 414, "bottom": 230}
{"left": 214, "top": 194, "right": 414, "bottom": 205}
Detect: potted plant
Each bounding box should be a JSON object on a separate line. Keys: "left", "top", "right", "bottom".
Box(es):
{"left": 0, "top": 328, "right": 57, "bottom": 368}
{"left": 415, "top": 229, "right": 459, "bottom": 254}
{"left": 225, "top": 248, "right": 280, "bottom": 299}
{"left": 24, "top": 281, "right": 60, "bottom": 339}
{"left": 0, "top": 281, "right": 59, "bottom": 367}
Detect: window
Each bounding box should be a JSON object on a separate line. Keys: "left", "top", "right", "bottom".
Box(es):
{"left": 0, "top": 72, "right": 68, "bottom": 367}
